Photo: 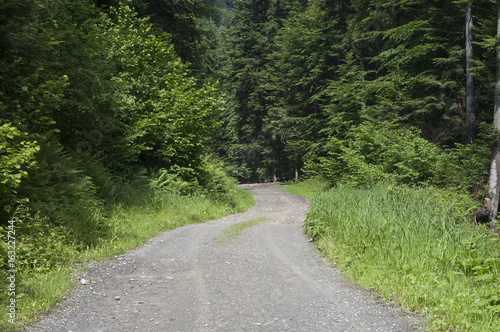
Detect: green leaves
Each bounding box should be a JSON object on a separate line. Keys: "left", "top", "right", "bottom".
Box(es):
{"left": 319, "top": 122, "right": 442, "bottom": 187}
{"left": 0, "top": 0, "right": 224, "bottom": 221}
{"left": 100, "top": 4, "right": 222, "bottom": 177}
{"left": 0, "top": 123, "right": 39, "bottom": 197}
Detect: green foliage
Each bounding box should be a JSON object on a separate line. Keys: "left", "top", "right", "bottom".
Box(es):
{"left": 433, "top": 133, "right": 492, "bottom": 193}
{"left": 0, "top": 0, "right": 254, "bottom": 328}
{"left": 0, "top": 202, "right": 78, "bottom": 274}
{"left": 0, "top": 202, "right": 78, "bottom": 329}
{"left": 104, "top": 4, "right": 222, "bottom": 174}
{"left": 312, "top": 120, "right": 492, "bottom": 194}
{"left": 306, "top": 185, "right": 499, "bottom": 331}
{"left": 197, "top": 156, "right": 238, "bottom": 196}
{"left": 122, "top": 0, "right": 221, "bottom": 74}
{"left": 0, "top": 123, "right": 39, "bottom": 202}
{"left": 218, "top": 0, "right": 498, "bottom": 187}
{"left": 319, "top": 122, "right": 441, "bottom": 187}
{"left": 16, "top": 138, "right": 110, "bottom": 248}
{"left": 220, "top": 0, "right": 292, "bottom": 182}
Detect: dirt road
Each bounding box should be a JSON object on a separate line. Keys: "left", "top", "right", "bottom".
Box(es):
{"left": 25, "top": 184, "right": 420, "bottom": 331}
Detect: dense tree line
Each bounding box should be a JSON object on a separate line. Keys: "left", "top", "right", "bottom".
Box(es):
{"left": 3, "top": 1, "right": 500, "bottom": 327}
{"left": 0, "top": 0, "right": 230, "bottom": 244}
{"left": 219, "top": 0, "right": 497, "bottom": 192}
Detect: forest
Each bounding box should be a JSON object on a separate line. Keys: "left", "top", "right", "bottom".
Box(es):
{"left": 1, "top": 0, "right": 500, "bottom": 330}
{"left": 221, "top": 0, "right": 495, "bottom": 186}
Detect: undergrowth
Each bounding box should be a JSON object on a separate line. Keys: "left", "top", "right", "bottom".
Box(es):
{"left": 305, "top": 184, "right": 499, "bottom": 331}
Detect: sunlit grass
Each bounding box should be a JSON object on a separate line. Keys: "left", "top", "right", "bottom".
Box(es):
{"left": 279, "top": 177, "right": 329, "bottom": 200}
{"left": 306, "top": 185, "right": 500, "bottom": 331}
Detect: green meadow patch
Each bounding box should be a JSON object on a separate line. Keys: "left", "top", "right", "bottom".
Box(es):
{"left": 306, "top": 185, "right": 500, "bottom": 331}
{"left": 279, "top": 177, "right": 329, "bottom": 200}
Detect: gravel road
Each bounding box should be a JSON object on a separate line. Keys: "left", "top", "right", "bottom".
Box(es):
{"left": 25, "top": 184, "right": 421, "bottom": 332}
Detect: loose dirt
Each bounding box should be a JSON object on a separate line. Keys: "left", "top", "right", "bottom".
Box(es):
{"left": 24, "top": 184, "right": 421, "bottom": 331}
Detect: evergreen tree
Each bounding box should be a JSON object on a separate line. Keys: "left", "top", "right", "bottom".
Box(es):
{"left": 222, "top": 0, "right": 289, "bottom": 182}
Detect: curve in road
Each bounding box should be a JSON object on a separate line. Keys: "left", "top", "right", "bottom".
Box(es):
{"left": 25, "top": 184, "right": 421, "bottom": 332}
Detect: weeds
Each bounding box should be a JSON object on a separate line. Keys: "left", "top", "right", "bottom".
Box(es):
{"left": 214, "top": 217, "right": 269, "bottom": 245}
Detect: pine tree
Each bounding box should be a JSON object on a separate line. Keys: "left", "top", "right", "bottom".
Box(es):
{"left": 222, "top": 0, "right": 289, "bottom": 182}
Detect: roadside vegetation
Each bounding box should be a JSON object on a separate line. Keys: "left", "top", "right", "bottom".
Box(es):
{"left": 4, "top": 0, "right": 500, "bottom": 331}
{"left": 0, "top": 1, "right": 254, "bottom": 329}
{"left": 284, "top": 179, "right": 500, "bottom": 331}
{"left": 0, "top": 175, "right": 254, "bottom": 330}
{"left": 279, "top": 177, "right": 329, "bottom": 201}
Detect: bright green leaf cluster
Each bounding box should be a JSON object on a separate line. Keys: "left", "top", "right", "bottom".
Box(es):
{"left": 0, "top": 122, "right": 39, "bottom": 197}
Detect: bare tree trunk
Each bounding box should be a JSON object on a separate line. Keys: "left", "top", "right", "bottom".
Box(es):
{"left": 487, "top": 3, "right": 500, "bottom": 231}
{"left": 489, "top": 145, "right": 500, "bottom": 231}
{"left": 295, "top": 156, "right": 299, "bottom": 182}
{"left": 466, "top": 3, "right": 475, "bottom": 144}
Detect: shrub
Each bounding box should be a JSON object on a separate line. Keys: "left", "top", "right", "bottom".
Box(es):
{"left": 16, "top": 138, "right": 110, "bottom": 248}
{"left": 320, "top": 122, "right": 441, "bottom": 187}
{"left": 433, "top": 138, "right": 491, "bottom": 194}
{"left": 0, "top": 122, "right": 39, "bottom": 223}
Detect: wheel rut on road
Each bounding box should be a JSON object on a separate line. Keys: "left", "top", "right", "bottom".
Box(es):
{"left": 25, "top": 184, "right": 421, "bottom": 332}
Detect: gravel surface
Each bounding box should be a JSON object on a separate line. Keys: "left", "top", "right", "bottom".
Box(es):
{"left": 24, "top": 184, "right": 422, "bottom": 332}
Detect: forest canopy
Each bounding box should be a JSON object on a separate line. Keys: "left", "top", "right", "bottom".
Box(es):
{"left": 2, "top": 0, "right": 499, "bottom": 233}
{"left": 0, "top": 0, "right": 228, "bottom": 237}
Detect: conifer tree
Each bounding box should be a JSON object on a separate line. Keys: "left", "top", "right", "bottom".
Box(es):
{"left": 222, "top": 0, "right": 289, "bottom": 182}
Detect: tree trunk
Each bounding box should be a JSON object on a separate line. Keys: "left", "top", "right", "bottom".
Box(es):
{"left": 488, "top": 145, "right": 500, "bottom": 231}
{"left": 295, "top": 156, "right": 299, "bottom": 182}
{"left": 466, "top": 3, "right": 475, "bottom": 144}
{"left": 487, "top": 3, "right": 500, "bottom": 231}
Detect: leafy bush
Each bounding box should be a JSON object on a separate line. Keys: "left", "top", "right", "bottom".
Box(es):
{"left": 16, "top": 138, "right": 110, "bottom": 248}
{"left": 0, "top": 202, "right": 78, "bottom": 274}
{"left": 103, "top": 4, "right": 222, "bottom": 173}
{"left": 320, "top": 122, "right": 441, "bottom": 187}
{"left": 433, "top": 137, "right": 491, "bottom": 193}
{"left": 315, "top": 121, "right": 491, "bottom": 195}
{"left": 0, "top": 122, "right": 39, "bottom": 217}
{"left": 197, "top": 156, "right": 238, "bottom": 196}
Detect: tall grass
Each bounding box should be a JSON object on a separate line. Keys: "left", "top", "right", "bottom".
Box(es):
{"left": 306, "top": 185, "right": 500, "bottom": 331}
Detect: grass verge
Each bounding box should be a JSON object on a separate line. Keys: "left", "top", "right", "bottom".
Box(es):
{"left": 279, "top": 177, "right": 329, "bottom": 200}
{"left": 0, "top": 186, "right": 254, "bottom": 331}
{"left": 306, "top": 184, "right": 499, "bottom": 331}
